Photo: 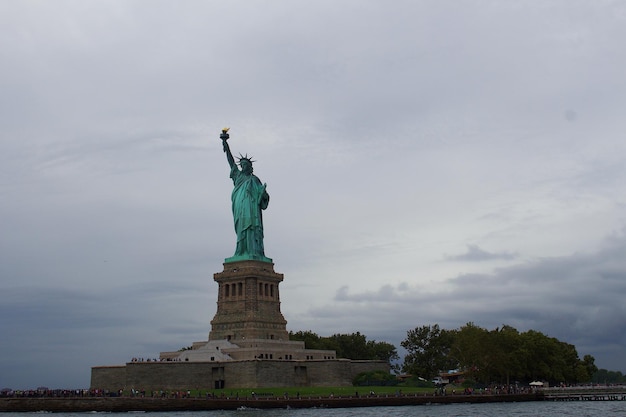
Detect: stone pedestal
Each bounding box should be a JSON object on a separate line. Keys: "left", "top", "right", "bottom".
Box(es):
{"left": 209, "top": 260, "right": 289, "bottom": 342}
{"left": 93, "top": 258, "right": 390, "bottom": 390}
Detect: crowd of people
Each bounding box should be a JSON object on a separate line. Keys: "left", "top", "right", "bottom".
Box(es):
{"left": 0, "top": 388, "right": 120, "bottom": 398}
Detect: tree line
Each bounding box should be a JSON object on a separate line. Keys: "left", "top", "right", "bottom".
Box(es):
{"left": 291, "top": 323, "right": 609, "bottom": 386}
{"left": 591, "top": 368, "right": 626, "bottom": 384}
{"left": 401, "top": 323, "right": 598, "bottom": 385}
{"left": 288, "top": 330, "right": 399, "bottom": 366}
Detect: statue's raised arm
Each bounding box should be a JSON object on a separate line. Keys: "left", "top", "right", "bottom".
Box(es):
{"left": 218, "top": 128, "right": 272, "bottom": 264}
{"left": 221, "top": 128, "right": 236, "bottom": 169}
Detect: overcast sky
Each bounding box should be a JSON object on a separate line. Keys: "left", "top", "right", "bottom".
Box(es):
{"left": 2, "top": 0, "right": 626, "bottom": 389}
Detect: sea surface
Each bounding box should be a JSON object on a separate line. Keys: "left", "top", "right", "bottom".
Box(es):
{"left": 1, "top": 401, "right": 625, "bottom": 417}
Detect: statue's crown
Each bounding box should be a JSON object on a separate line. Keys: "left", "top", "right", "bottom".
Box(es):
{"left": 237, "top": 153, "right": 255, "bottom": 165}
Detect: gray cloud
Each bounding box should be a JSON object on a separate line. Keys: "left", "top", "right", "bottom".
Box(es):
{"left": 445, "top": 244, "right": 518, "bottom": 262}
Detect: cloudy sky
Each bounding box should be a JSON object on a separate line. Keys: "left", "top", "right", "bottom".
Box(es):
{"left": 2, "top": 0, "right": 626, "bottom": 389}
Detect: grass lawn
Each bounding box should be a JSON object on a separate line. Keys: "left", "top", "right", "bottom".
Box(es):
{"left": 165, "top": 385, "right": 436, "bottom": 399}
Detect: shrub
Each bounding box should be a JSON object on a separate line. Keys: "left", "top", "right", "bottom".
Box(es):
{"left": 353, "top": 370, "right": 397, "bottom": 386}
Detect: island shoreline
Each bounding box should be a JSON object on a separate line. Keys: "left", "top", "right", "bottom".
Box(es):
{"left": 0, "top": 393, "right": 543, "bottom": 412}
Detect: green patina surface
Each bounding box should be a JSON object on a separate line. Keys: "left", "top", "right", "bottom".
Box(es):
{"left": 221, "top": 129, "right": 272, "bottom": 264}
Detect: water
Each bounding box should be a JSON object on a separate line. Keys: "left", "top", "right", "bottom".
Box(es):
{"left": 2, "top": 401, "right": 625, "bottom": 417}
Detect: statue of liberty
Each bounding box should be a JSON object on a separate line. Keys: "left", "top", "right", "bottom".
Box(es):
{"left": 220, "top": 128, "right": 272, "bottom": 263}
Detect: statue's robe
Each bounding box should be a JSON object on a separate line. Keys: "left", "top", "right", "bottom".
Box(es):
{"left": 229, "top": 165, "right": 269, "bottom": 259}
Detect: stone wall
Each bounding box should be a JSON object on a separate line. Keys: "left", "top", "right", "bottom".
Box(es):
{"left": 91, "top": 360, "right": 389, "bottom": 391}
{"left": 90, "top": 366, "right": 126, "bottom": 391}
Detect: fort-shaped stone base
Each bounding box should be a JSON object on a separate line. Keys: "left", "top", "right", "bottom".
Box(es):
{"left": 91, "top": 260, "right": 390, "bottom": 390}
{"left": 91, "top": 359, "right": 389, "bottom": 390}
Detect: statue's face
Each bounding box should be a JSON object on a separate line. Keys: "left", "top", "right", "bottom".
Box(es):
{"left": 241, "top": 160, "right": 253, "bottom": 174}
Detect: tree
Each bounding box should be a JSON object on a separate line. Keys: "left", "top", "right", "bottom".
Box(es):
{"left": 289, "top": 330, "right": 398, "bottom": 366}
{"left": 554, "top": 340, "right": 582, "bottom": 383}
{"left": 401, "top": 324, "right": 457, "bottom": 380}
{"left": 488, "top": 325, "right": 523, "bottom": 385}
{"left": 329, "top": 332, "right": 370, "bottom": 359}
{"left": 519, "top": 330, "right": 553, "bottom": 381}
{"left": 450, "top": 323, "right": 524, "bottom": 385}
{"left": 289, "top": 330, "right": 328, "bottom": 350}
{"left": 368, "top": 340, "right": 400, "bottom": 363}
{"left": 592, "top": 369, "right": 626, "bottom": 384}
{"left": 450, "top": 322, "right": 490, "bottom": 382}
{"left": 582, "top": 355, "right": 598, "bottom": 381}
